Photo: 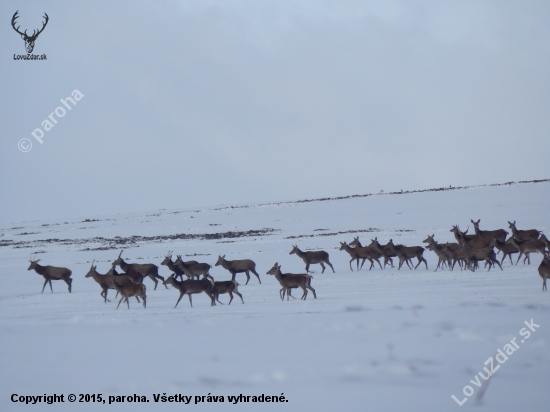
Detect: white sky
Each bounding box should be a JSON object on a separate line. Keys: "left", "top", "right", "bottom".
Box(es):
{"left": 1, "top": 0, "right": 549, "bottom": 223}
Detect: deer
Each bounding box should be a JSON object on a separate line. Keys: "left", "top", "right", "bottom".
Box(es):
{"left": 440, "top": 243, "right": 468, "bottom": 270}
{"left": 422, "top": 235, "right": 452, "bottom": 271}
{"left": 215, "top": 255, "right": 261, "bottom": 284}
{"left": 113, "top": 250, "right": 166, "bottom": 290}
{"left": 27, "top": 255, "right": 72, "bottom": 293}
{"left": 85, "top": 261, "right": 139, "bottom": 303}
{"left": 509, "top": 237, "right": 548, "bottom": 265}
{"left": 174, "top": 255, "right": 214, "bottom": 281}
{"left": 289, "top": 245, "right": 335, "bottom": 274}
{"left": 538, "top": 256, "right": 550, "bottom": 291}
{"left": 470, "top": 219, "right": 508, "bottom": 242}
{"left": 11, "top": 11, "right": 49, "bottom": 53}
{"left": 111, "top": 278, "right": 147, "bottom": 309}
{"left": 488, "top": 238, "right": 519, "bottom": 265}
{"left": 266, "top": 263, "right": 316, "bottom": 301}
{"left": 212, "top": 280, "right": 244, "bottom": 305}
{"left": 454, "top": 228, "right": 493, "bottom": 250}
{"left": 508, "top": 221, "right": 540, "bottom": 241}
{"left": 339, "top": 242, "right": 383, "bottom": 271}
{"left": 538, "top": 232, "right": 550, "bottom": 251}
{"left": 160, "top": 251, "right": 195, "bottom": 280}
{"left": 450, "top": 225, "right": 478, "bottom": 243}
{"left": 366, "top": 238, "right": 397, "bottom": 268}
{"left": 386, "top": 239, "right": 428, "bottom": 270}
{"left": 457, "top": 242, "right": 502, "bottom": 272}
{"left": 163, "top": 275, "right": 215, "bottom": 308}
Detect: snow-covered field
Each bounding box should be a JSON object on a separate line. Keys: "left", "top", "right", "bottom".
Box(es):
{"left": 1, "top": 181, "right": 548, "bottom": 411}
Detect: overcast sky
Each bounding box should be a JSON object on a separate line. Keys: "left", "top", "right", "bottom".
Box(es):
{"left": 1, "top": 0, "right": 549, "bottom": 224}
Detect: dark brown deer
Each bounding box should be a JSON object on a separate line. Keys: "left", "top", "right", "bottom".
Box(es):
{"left": 113, "top": 250, "right": 166, "bottom": 290}
{"left": 339, "top": 242, "right": 382, "bottom": 271}
{"left": 509, "top": 237, "right": 548, "bottom": 265}
{"left": 11, "top": 11, "right": 49, "bottom": 53}
{"left": 111, "top": 278, "right": 146, "bottom": 309}
{"left": 538, "top": 233, "right": 550, "bottom": 251}
{"left": 450, "top": 225, "right": 477, "bottom": 242}
{"left": 366, "top": 238, "right": 396, "bottom": 268}
{"left": 508, "top": 221, "right": 540, "bottom": 241}
{"left": 455, "top": 228, "right": 493, "bottom": 250}
{"left": 266, "top": 263, "right": 316, "bottom": 301}
{"left": 163, "top": 275, "right": 215, "bottom": 308}
{"left": 470, "top": 219, "right": 508, "bottom": 242}
{"left": 289, "top": 245, "right": 335, "bottom": 273}
{"left": 174, "top": 255, "right": 214, "bottom": 281}
{"left": 488, "top": 238, "right": 519, "bottom": 265}
{"left": 440, "top": 243, "right": 467, "bottom": 270}
{"left": 215, "top": 255, "right": 261, "bottom": 284}
{"left": 212, "top": 280, "right": 244, "bottom": 305}
{"left": 27, "top": 255, "right": 72, "bottom": 293}
{"left": 386, "top": 239, "right": 428, "bottom": 270}
{"left": 538, "top": 256, "right": 550, "bottom": 291}
{"left": 422, "top": 235, "right": 452, "bottom": 271}
{"left": 161, "top": 251, "right": 198, "bottom": 280}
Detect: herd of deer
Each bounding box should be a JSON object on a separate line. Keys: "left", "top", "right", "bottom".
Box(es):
{"left": 25, "top": 220, "right": 550, "bottom": 308}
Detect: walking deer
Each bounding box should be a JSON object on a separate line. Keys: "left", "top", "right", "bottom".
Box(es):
{"left": 457, "top": 243, "right": 502, "bottom": 272}
{"left": 212, "top": 280, "right": 244, "bottom": 305}
{"left": 509, "top": 237, "right": 547, "bottom": 265}
{"left": 85, "top": 262, "right": 139, "bottom": 303}
{"left": 161, "top": 251, "right": 198, "bottom": 280}
{"left": 538, "top": 256, "right": 550, "bottom": 291}
{"left": 339, "top": 242, "right": 382, "bottom": 271}
{"left": 450, "top": 225, "right": 477, "bottom": 242}
{"left": 508, "top": 221, "right": 540, "bottom": 241}
{"left": 113, "top": 250, "right": 166, "bottom": 290}
{"left": 440, "top": 243, "right": 467, "bottom": 270}
{"left": 387, "top": 239, "right": 428, "bottom": 270}
{"left": 163, "top": 275, "right": 216, "bottom": 308}
{"left": 455, "top": 228, "right": 493, "bottom": 250}
{"left": 488, "top": 238, "right": 519, "bottom": 265}
{"left": 366, "top": 238, "right": 396, "bottom": 268}
{"left": 27, "top": 255, "right": 72, "bottom": 293}
{"left": 289, "top": 245, "right": 335, "bottom": 273}
{"left": 470, "top": 219, "right": 508, "bottom": 242}
{"left": 111, "top": 278, "right": 146, "bottom": 309}
{"left": 215, "top": 255, "right": 261, "bottom": 284}
{"left": 266, "top": 263, "right": 316, "bottom": 301}
{"left": 174, "top": 255, "right": 214, "bottom": 281}
{"left": 422, "top": 235, "right": 452, "bottom": 271}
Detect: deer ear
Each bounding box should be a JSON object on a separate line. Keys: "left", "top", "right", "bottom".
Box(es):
{"left": 274, "top": 262, "right": 278, "bottom": 266}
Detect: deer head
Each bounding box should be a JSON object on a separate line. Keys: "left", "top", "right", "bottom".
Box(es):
{"left": 27, "top": 254, "right": 41, "bottom": 270}
{"left": 11, "top": 11, "right": 49, "bottom": 53}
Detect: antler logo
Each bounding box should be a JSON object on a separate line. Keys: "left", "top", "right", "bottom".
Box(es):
{"left": 11, "top": 10, "right": 49, "bottom": 54}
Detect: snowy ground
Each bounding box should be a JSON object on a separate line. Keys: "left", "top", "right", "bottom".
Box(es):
{"left": 0, "top": 181, "right": 549, "bottom": 411}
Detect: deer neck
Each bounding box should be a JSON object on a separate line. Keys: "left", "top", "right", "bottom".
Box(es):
{"left": 32, "top": 263, "right": 46, "bottom": 274}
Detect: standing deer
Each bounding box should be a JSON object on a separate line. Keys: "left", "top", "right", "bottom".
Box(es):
{"left": 509, "top": 237, "right": 547, "bottom": 265}
{"left": 111, "top": 279, "right": 146, "bottom": 309}
{"left": 508, "top": 221, "right": 540, "bottom": 241}
{"left": 470, "top": 219, "right": 508, "bottom": 242}
{"left": 458, "top": 244, "right": 503, "bottom": 272}
{"left": 386, "top": 239, "right": 428, "bottom": 270}
{"left": 27, "top": 255, "right": 72, "bottom": 293}
{"left": 215, "top": 255, "right": 261, "bottom": 284}
{"left": 266, "top": 263, "right": 316, "bottom": 301}
{"left": 174, "top": 255, "right": 214, "bottom": 281}
{"left": 212, "top": 280, "right": 244, "bottom": 305}
{"left": 289, "top": 245, "right": 335, "bottom": 273}
{"left": 339, "top": 242, "right": 382, "bottom": 271}
{"left": 113, "top": 250, "right": 166, "bottom": 290}
{"left": 163, "top": 275, "right": 215, "bottom": 308}
{"left": 366, "top": 238, "right": 396, "bottom": 268}
{"left": 455, "top": 229, "right": 493, "bottom": 250}
{"left": 538, "top": 256, "right": 550, "bottom": 291}
{"left": 440, "top": 243, "right": 468, "bottom": 270}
